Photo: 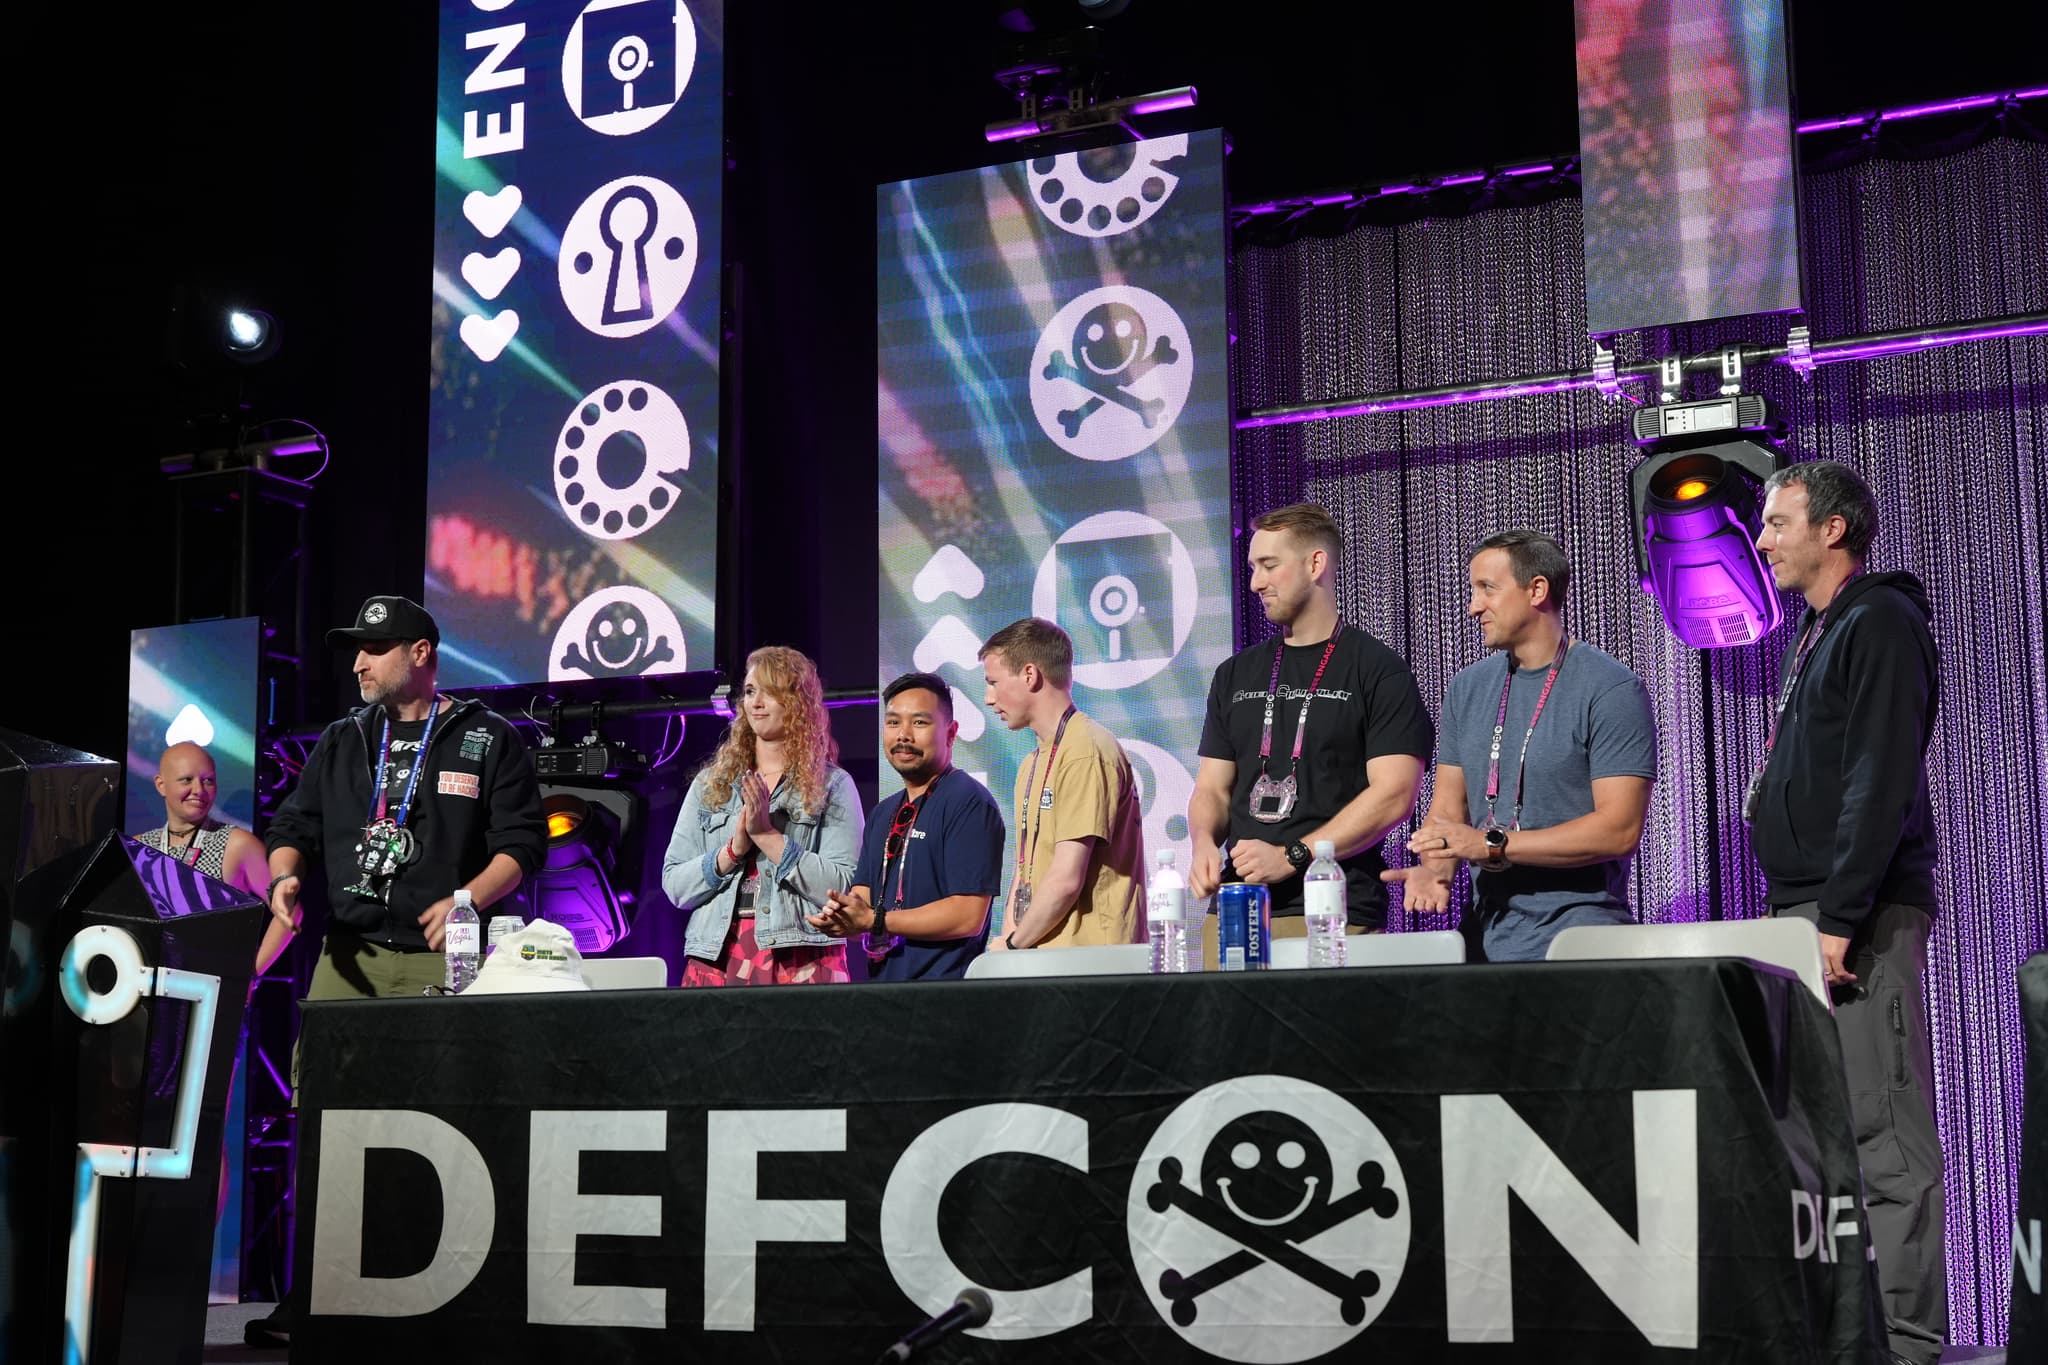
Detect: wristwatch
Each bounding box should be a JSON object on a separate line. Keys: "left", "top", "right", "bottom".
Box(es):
{"left": 1483, "top": 826, "right": 1509, "bottom": 870}
{"left": 871, "top": 906, "right": 888, "bottom": 939}
{"left": 1284, "top": 840, "right": 1312, "bottom": 871}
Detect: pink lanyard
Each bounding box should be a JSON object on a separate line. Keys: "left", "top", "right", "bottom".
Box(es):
{"left": 1255, "top": 625, "right": 1343, "bottom": 774}
{"left": 1012, "top": 707, "right": 1075, "bottom": 892}
{"left": 1483, "top": 637, "right": 1570, "bottom": 832}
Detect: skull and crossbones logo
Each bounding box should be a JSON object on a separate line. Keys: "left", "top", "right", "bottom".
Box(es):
{"left": 1030, "top": 286, "right": 1193, "bottom": 462}
{"left": 1146, "top": 1110, "right": 1400, "bottom": 1327}
{"left": 558, "top": 598, "right": 675, "bottom": 678}
{"left": 1042, "top": 300, "right": 1180, "bottom": 438}
{"left": 1128, "top": 1078, "right": 1410, "bottom": 1357}
{"left": 550, "top": 587, "right": 688, "bottom": 683}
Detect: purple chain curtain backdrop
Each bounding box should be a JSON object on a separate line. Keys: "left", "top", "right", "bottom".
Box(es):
{"left": 1232, "top": 133, "right": 2047, "bottom": 1344}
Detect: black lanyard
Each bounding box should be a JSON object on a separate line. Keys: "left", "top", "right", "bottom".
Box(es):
{"left": 880, "top": 770, "right": 945, "bottom": 909}
{"left": 1762, "top": 573, "right": 1861, "bottom": 760}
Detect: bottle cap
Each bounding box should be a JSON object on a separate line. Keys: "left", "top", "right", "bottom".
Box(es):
{"left": 1155, "top": 848, "right": 1175, "bottom": 868}
{"left": 1313, "top": 839, "right": 1335, "bottom": 859}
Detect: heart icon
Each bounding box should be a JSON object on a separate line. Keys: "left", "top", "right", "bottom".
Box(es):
{"left": 462, "top": 184, "right": 523, "bottom": 239}
{"left": 165, "top": 704, "right": 216, "bottom": 748}
{"left": 459, "top": 310, "right": 519, "bottom": 363}
{"left": 460, "top": 247, "right": 521, "bottom": 301}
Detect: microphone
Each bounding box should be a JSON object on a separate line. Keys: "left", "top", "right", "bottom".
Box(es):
{"left": 876, "top": 1287, "right": 993, "bottom": 1363}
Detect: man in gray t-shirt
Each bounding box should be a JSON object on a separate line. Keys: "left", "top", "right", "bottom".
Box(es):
{"left": 1386, "top": 531, "right": 1657, "bottom": 962}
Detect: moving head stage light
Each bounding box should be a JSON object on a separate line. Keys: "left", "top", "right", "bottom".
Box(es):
{"left": 1629, "top": 394, "right": 1785, "bottom": 648}
{"left": 529, "top": 786, "right": 641, "bottom": 954}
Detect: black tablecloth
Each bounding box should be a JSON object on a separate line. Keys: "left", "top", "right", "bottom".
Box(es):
{"left": 295, "top": 960, "right": 1886, "bottom": 1363}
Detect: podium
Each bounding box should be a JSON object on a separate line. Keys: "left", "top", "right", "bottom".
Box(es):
{"left": 0, "top": 728, "right": 265, "bottom": 1364}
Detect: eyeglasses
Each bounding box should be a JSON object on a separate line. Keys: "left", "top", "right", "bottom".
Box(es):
{"left": 885, "top": 798, "right": 920, "bottom": 861}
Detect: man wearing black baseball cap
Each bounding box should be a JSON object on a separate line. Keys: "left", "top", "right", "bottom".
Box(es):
{"left": 264, "top": 594, "right": 545, "bottom": 1003}
{"left": 252, "top": 595, "right": 544, "bottom": 1347}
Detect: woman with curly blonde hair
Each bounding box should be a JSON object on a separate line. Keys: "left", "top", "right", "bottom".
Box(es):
{"left": 660, "top": 646, "right": 865, "bottom": 985}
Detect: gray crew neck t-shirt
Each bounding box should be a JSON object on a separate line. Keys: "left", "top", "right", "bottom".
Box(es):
{"left": 1438, "top": 642, "right": 1657, "bottom": 961}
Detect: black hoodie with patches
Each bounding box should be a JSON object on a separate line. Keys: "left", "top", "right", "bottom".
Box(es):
{"left": 1749, "top": 570, "right": 1940, "bottom": 937}
{"left": 266, "top": 697, "right": 546, "bottom": 948}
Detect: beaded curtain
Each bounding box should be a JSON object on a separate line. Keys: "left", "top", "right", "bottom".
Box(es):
{"left": 1232, "top": 134, "right": 2047, "bottom": 1343}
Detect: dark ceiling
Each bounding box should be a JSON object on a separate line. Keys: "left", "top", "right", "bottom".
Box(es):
{"left": 12, "top": 0, "right": 2040, "bottom": 752}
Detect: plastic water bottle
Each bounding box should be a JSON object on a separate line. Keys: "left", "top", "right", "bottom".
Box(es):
{"left": 1148, "top": 849, "right": 1191, "bottom": 973}
{"left": 445, "top": 889, "right": 481, "bottom": 992}
{"left": 486, "top": 912, "right": 523, "bottom": 957}
{"left": 1303, "top": 840, "right": 1348, "bottom": 968}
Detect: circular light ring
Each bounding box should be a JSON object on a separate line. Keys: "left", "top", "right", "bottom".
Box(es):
{"left": 544, "top": 793, "right": 592, "bottom": 842}
{"left": 59, "top": 924, "right": 149, "bottom": 1025}
{"left": 1647, "top": 453, "right": 1730, "bottom": 505}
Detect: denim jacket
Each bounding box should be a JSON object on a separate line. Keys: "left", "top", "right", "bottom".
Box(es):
{"left": 661, "top": 764, "right": 864, "bottom": 960}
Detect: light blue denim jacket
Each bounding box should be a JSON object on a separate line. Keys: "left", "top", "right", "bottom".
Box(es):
{"left": 661, "top": 765, "right": 864, "bottom": 960}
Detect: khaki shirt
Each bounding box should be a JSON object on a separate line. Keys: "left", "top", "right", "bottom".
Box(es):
{"left": 1011, "top": 712, "right": 1145, "bottom": 947}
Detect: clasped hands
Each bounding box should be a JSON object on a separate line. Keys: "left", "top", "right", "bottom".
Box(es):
{"left": 807, "top": 889, "right": 876, "bottom": 938}
{"left": 719, "top": 771, "right": 778, "bottom": 871}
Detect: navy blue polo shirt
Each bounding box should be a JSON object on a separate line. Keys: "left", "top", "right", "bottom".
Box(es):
{"left": 854, "top": 770, "right": 1005, "bottom": 982}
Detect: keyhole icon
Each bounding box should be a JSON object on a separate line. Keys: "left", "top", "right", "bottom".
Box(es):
{"left": 598, "top": 184, "right": 659, "bottom": 325}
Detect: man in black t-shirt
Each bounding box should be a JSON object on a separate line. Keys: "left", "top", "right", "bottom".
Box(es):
{"left": 1190, "top": 504, "right": 1432, "bottom": 930}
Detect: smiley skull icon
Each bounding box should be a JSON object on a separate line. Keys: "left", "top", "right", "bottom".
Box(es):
{"left": 1046, "top": 300, "right": 1176, "bottom": 438}
{"left": 1030, "top": 286, "right": 1192, "bottom": 462}
{"left": 1148, "top": 1110, "right": 1399, "bottom": 1328}
{"left": 550, "top": 586, "right": 687, "bottom": 683}
{"left": 1129, "top": 1077, "right": 1410, "bottom": 1361}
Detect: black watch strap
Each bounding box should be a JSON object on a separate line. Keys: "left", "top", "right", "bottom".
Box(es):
{"left": 871, "top": 906, "right": 888, "bottom": 938}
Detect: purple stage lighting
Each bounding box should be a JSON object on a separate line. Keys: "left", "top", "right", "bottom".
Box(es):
{"left": 528, "top": 786, "right": 638, "bottom": 953}
{"left": 1630, "top": 439, "right": 1783, "bottom": 648}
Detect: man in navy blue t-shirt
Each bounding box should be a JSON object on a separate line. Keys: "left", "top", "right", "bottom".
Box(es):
{"left": 808, "top": 672, "right": 1006, "bottom": 981}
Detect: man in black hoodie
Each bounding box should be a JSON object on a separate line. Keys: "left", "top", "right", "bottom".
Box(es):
{"left": 248, "top": 596, "right": 545, "bottom": 1346}
{"left": 1749, "top": 461, "right": 1945, "bottom": 1364}
{"left": 265, "top": 595, "right": 547, "bottom": 1001}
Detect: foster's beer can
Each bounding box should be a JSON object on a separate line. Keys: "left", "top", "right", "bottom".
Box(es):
{"left": 1215, "top": 883, "right": 1271, "bottom": 971}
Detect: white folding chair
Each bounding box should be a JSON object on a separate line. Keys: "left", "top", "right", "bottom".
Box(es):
{"left": 1544, "top": 917, "right": 1831, "bottom": 1010}
{"left": 1269, "top": 929, "right": 1466, "bottom": 968}
{"left": 962, "top": 943, "right": 1153, "bottom": 980}
{"left": 577, "top": 956, "right": 670, "bottom": 990}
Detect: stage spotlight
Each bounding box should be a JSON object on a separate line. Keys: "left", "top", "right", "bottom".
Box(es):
{"left": 527, "top": 785, "right": 642, "bottom": 954}
{"left": 1629, "top": 397, "right": 1785, "bottom": 649}
{"left": 221, "top": 307, "right": 280, "bottom": 364}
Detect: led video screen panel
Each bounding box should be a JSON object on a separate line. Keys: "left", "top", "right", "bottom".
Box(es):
{"left": 428, "top": 0, "right": 722, "bottom": 686}
{"left": 1576, "top": 0, "right": 1801, "bottom": 335}
{"left": 877, "top": 131, "right": 1233, "bottom": 877}
{"left": 125, "top": 618, "right": 261, "bottom": 836}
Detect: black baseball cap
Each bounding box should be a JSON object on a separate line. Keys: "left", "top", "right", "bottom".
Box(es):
{"left": 326, "top": 595, "right": 441, "bottom": 647}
